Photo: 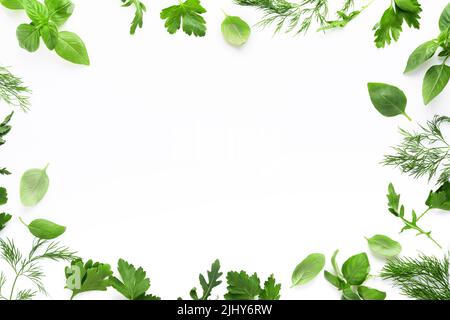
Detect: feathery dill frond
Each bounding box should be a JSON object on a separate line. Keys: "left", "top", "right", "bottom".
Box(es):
{"left": 0, "top": 66, "right": 31, "bottom": 112}
{"left": 381, "top": 253, "right": 450, "bottom": 300}
{"left": 383, "top": 116, "right": 450, "bottom": 185}
{"left": 16, "top": 289, "right": 36, "bottom": 300}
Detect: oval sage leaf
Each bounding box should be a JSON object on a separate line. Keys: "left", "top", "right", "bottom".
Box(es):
{"left": 367, "top": 82, "right": 411, "bottom": 120}
{"left": 21, "top": 218, "right": 66, "bottom": 239}
{"left": 221, "top": 15, "right": 251, "bottom": 47}
{"left": 404, "top": 40, "right": 439, "bottom": 73}
{"left": 291, "top": 253, "right": 325, "bottom": 287}
{"left": 439, "top": 3, "right": 450, "bottom": 32}
{"left": 341, "top": 253, "right": 370, "bottom": 286}
{"left": 422, "top": 64, "right": 450, "bottom": 105}
{"left": 55, "top": 31, "right": 90, "bottom": 65}
{"left": 20, "top": 165, "right": 50, "bottom": 207}
{"left": 357, "top": 286, "right": 386, "bottom": 300}
{"left": 366, "top": 235, "right": 402, "bottom": 258}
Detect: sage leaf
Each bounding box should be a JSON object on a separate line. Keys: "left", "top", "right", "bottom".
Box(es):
{"left": 404, "top": 40, "right": 439, "bottom": 73}
{"left": 221, "top": 15, "right": 251, "bottom": 47}
{"left": 341, "top": 253, "right": 370, "bottom": 286}
{"left": 21, "top": 218, "right": 66, "bottom": 239}
{"left": 41, "top": 22, "right": 59, "bottom": 50}
{"left": 357, "top": 286, "right": 386, "bottom": 300}
{"left": 366, "top": 235, "right": 402, "bottom": 258}
{"left": 55, "top": 31, "right": 90, "bottom": 65}
{"left": 16, "top": 23, "right": 41, "bottom": 52}
{"left": 45, "top": 0, "right": 74, "bottom": 26}
{"left": 20, "top": 165, "right": 50, "bottom": 207}
{"left": 439, "top": 3, "right": 450, "bottom": 32}
{"left": 367, "top": 83, "right": 411, "bottom": 120}
{"left": 422, "top": 64, "right": 450, "bottom": 105}
{"left": 0, "top": 0, "right": 23, "bottom": 9}
{"left": 291, "top": 253, "right": 325, "bottom": 287}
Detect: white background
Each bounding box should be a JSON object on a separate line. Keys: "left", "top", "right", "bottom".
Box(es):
{"left": 0, "top": 0, "right": 449, "bottom": 300}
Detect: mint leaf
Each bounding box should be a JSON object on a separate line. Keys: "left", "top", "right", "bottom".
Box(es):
{"left": 224, "top": 271, "right": 261, "bottom": 300}
{"left": 259, "top": 274, "right": 281, "bottom": 300}
{"left": 160, "top": 0, "right": 206, "bottom": 37}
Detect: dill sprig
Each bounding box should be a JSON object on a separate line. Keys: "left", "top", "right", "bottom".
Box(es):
{"left": 381, "top": 253, "right": 450, "bottom": 300}
{"left": 0, "top": 66, "right": 31, "bottom": 112}
{"left": 383, "top": 116, "right": 450, "bottom": 186}
{"left": 0, "top": 238, "right": 77, "bottom": 300}
{"left": 234, "top": 0, "right": 329, "bottom": 34}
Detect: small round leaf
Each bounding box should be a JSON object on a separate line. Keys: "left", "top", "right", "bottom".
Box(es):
{"left": 221, "top": 15, "right": 251, "bottom": 47}
{"left": 291, "top": 253, "right": 325, "bottom": 287}
{"left": 366, "top": 235, "right": 402, "bottom": 258}
{"left": 20, "top": 165, "right": 50, "bottom": 207}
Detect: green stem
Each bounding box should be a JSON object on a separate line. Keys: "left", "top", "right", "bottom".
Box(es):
{"left": 417, "top": 207, "right": 431, "bottom": 222}
{"left": 403, "top": 112, "right": 412, "bottom": 122}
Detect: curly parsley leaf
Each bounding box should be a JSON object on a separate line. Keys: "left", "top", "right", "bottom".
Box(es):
{"left": 160, "top": 0, "right": 206, "bottom": 37}
{"left": 121, "top": 0, "right": 146, "bottom": 35}
{"left": 190, "top": 259, "right": 222, "bottom": 300}
{"left": 224, "top": 271, "right": 261, "bottom": 300}
{"left": 259, "top": 274, "right": 281, "bottom": 300}
{"left": 0, "top": 213, "right": 12, "bottom": 231}
{"left": 65, "top": 259, "right": 113, "bottom": 299}
{"left": 110, "top": 258, "right": 160, "bottom": 300}
{"left": 373, "top": 1, "right": 421, "bottom": 48}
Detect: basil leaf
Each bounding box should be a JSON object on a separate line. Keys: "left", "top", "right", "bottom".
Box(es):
{"left": 22, "top": 218, "right": 66, "bottom": 239}
{"left": 367, "top": 82, "right": 411, "bottom": 120}
{"left": 45, "top": 0, "right": 74, "bottom": 26}
{"left": 41, "top": 22, "right": 59, "bottom": 50}
{"left": 404, "top": 40, "right": 439, "bottom": 73}
{"left": 342, "top": 253, "right": 370, "bottom": 285}
{"left": 221, "top": 15, "right": 251, "bottom": 47}
{"left": 291, "top": 253, "right": 325, "bottom": 287}
{"left": 20, "top": 165, "right": 50, "bottom": 207}
{"left": 324, "top": 270, "right": 345, "bottom": 289}
{"left": 342, "top": 286, "right": 361, "bottom": 300}
{"left": 422, "top": 64, "right": 450, "bottom": 105}
{"left": 357, "top": 286, "right": 386, "bottom": 300}
{"left": 0, "top": 0, "right": 23, "bottom": 9}
{"left": 439, "top": 3, "right": 450, "bottom": 32}
{"left": 366, "top": 235, "right": 402, "bottom": 258}
{"left": 55, "top": 31, "right": 90, "bottom": 65}
{"left": 22, "top": 0, "right": 49, "bottom": 24}
{"left": 16, "top": 23, "right": 41, "bottom": 52}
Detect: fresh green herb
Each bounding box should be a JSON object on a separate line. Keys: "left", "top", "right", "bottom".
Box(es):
{"left": 224, "top": 271, "right": 281, "bottom": 300}
{"left": 221, "top": 14, "right": 251, "bottom": 47}
{"left": 20, "top": 164, "right": 50, "bottom": 207}
{"left": 0, "top": 0, "right": 23, "bottom": 9}
{"left": 0, "top": 68, "right": 30, "bottom": 112}
{"left": 65, "top": 259, "right": 113, "bottom": 299}
{"left": 0, "top": 112, "right": 13, "bottom": 146}
{"left": 110, "top": 259, "right": 160, "bottom": 300}
{"left": 3, "top": 0, "right": 89, "bottom": 65}
{"left": 324, "top": 250, "right": 385, "bottom": 300}
{"left": 20, "top": 218, "right": 66, "bottom": 240}
{"left": 0, "top": 213, "right": 12, "bottom": 231}
{"left": 367, "top": 82, "right": 411, "bottom": 120}
{"left": 373, "top": 0, "right": 421, "bottom": 48}
{"left": 0, "top": 168, "right": 11, "bottom": 175}
{"left": 0, "top": 188, "right": 7, "bottom": 206}
{"left": 160, "top": 0, "right": 207, "bottom": 37}
{"left": 386, "top": 183, "right": 442, "bottom": 248}
{"left": 426, "top": 181, "right": 450, "bottom": 210}
{"left": 366, "top": 235, "right": 402, "bottom": 258}
{"left": 190, "top": 259, "right": 222, "bottom": 300}
{"left": 234, "top": 0, "right": 328, "bottom": 34}
{"left": 318, "top": 0, "right": 370, "bottom": 32}
{"left": 0, "top": 237, "right": 76, "bottom": 300}
{"left": 121, "top": 0, "right": 146, "bottom": 35}
{"left": 291, "top": 253, "right": 325, "bottom": 287}
{"left": 381, "top": 253, "right": 450, "bottom": 300}
{"left": 383, "top": 116, "right": 450, "bottom": 185}
{"left": 404, "top": 3, "right": 450, "bottom": 104}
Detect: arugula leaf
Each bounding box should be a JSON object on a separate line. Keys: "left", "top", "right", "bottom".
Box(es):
{"left": 373, "top": 1, "right": 421, "bottom": 48}
{"left": 160, "top": 0, "right": 207, "bottom": 37}
{"left": 65, "top": 259, "right": 113, "bottom": 299}
{"left": 0, "top": 112, "right": 13, "bottom": 146}
{"left": 121, "top": 0, "right": 146, "bottom": 35}
{"left": 110, "top": 259, "right": 160, "bottom": 300}
{"left": 190, "top": 259, "right": 222, "bottom": 300}
{"left": 259, "top": 274, "right": 281, "bottom": 300}
{"left": 0, "top": 213, "right": 12, "bottom": 231}
{"left": 224, "top": 271, "right": 261, "bottom": 300}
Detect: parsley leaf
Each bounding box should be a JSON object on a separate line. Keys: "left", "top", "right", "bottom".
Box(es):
{"left": 224, "top": 271, "right": 261, "bottom": 300}
{"left": 160, "top": 0, "right": 206, "bottom": 37}
{"left": 121, "top": 0, "right": 146, "bottom": 35}
{"left": 0, "top": 213, "right": 12, "bottom": 231}
{"left": 110, "top": 258, "right": 160, "bottom": 300}
{"left": 0, "top": 187, "right": 8, "bottom": 206}
{"left": 190, "top": 259, "right": 222, "bottom": 300}
{"left": 259, "top": 274, "right": 281, "bottom": 300}
{"left": 65, "top": 259, "right": 113, "bottom": 299}
{"left": 373, "top": 1, "right": 421, "bottom": 48}
{"left": 426, "top": 181, "right": 450, "bottom": 211}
